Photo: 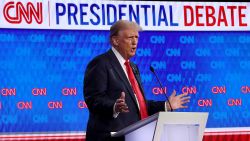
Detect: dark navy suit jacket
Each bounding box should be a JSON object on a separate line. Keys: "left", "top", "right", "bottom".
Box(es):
{"left": 84, "top": 49, "right": 165, "bottom": 141}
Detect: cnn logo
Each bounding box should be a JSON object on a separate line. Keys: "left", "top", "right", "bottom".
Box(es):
{"left": 4, "top": 1, "right": 43, "bottom": 24}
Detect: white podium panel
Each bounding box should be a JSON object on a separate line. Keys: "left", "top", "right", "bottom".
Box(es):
{"left": 112, "top": 112, "right": 208, "bottom": 141}
{"left": 154, "top": 112, "right": 207, "bottom": 141}
{"left": 161, "top": 124, "right": 199, "bottom": 141}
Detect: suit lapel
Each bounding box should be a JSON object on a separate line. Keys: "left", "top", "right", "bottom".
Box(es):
{"left": 106, "top": 50, "right": 138, "bottom": 106}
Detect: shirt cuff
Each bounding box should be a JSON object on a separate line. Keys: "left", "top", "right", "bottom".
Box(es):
{"left": 113, "top": 102, "right": 120, "bottom": 118}
{"left": 165, "top": 102, "right": 171, "bottom": 112}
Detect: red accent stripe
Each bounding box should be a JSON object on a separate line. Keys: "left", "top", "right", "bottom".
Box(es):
{"left": 0, "top": 135, "right": 85, "bottom": 139}
{"left": 2, "top": 133, "right": 250, "bottom": 141}
{"left": 206, "top": 131, "right": 250, "bottom": 133}
{"left": 0, "top": 139, "right": 84, "bottom": 141}
{"left": 203, "top": 134, "right": 250, "bottom": 141}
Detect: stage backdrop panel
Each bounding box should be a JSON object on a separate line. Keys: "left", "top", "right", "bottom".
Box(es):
{"left": 1, "top": 0, "right": 250, "bottom": 134}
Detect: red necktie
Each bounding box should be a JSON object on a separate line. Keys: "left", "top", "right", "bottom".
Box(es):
{"left": 124, "top": 60, "right": 148, "bottom": 119}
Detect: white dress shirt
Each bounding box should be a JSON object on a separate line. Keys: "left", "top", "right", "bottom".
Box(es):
{"left": 111, "top": 47, "right": 168, "bottom": 118}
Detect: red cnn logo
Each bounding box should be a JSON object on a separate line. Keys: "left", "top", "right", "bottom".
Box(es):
{"left": 78, "top": 101, "right": 88, "bottom": 109}
{"left": 3, "top": 1, "right": 43, "bottom": 24}
{"left": 182, "top": 86, "right": 197, "bottom": 94}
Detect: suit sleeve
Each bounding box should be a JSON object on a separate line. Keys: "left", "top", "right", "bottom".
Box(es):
{"left": 84, "top": 57, "right": 115, "bottom": 119}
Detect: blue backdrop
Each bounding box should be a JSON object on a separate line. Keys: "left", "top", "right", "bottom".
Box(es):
{"left": 0, "top": 29, "right": 250, "bottom": 132}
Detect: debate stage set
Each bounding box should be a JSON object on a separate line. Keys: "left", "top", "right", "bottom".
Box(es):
{"left": 1, "top": 0, "right": 250, "bottom": 141}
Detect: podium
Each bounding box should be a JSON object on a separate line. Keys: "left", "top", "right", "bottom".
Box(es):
{"left": 111, "top": 112, "right": 208, "bottom": 141}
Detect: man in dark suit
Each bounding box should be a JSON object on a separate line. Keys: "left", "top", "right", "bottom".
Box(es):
{"left": 84, "top": 20, "right": 190, "bottom": 141}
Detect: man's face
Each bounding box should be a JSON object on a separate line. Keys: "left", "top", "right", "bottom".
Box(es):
{"left": 113, "top": 29, "right": 139, "bottom": 60}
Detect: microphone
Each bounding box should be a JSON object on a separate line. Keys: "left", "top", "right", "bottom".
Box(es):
{"left": 150, "top": 65, "right": 173, "bottom": 112}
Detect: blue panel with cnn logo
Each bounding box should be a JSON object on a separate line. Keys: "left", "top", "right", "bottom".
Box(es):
{"left": 0, "top": 29, "right": 250, "bottom": 132}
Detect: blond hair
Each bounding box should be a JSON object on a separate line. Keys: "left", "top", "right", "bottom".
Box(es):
{"left": 109, "top": 20, "right": 142, "bottom": 38}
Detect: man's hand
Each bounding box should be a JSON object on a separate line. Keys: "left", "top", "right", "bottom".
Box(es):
{"left": 115, "top": 92, "right": 129, "bottom": 113}
{"left": 168, "top": 90, "right": 190, "bottom": 110}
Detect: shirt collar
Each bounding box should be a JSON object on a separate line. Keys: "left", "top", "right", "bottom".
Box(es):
{"left": 112, "top": 47, "right": 127, "bottom": 65}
